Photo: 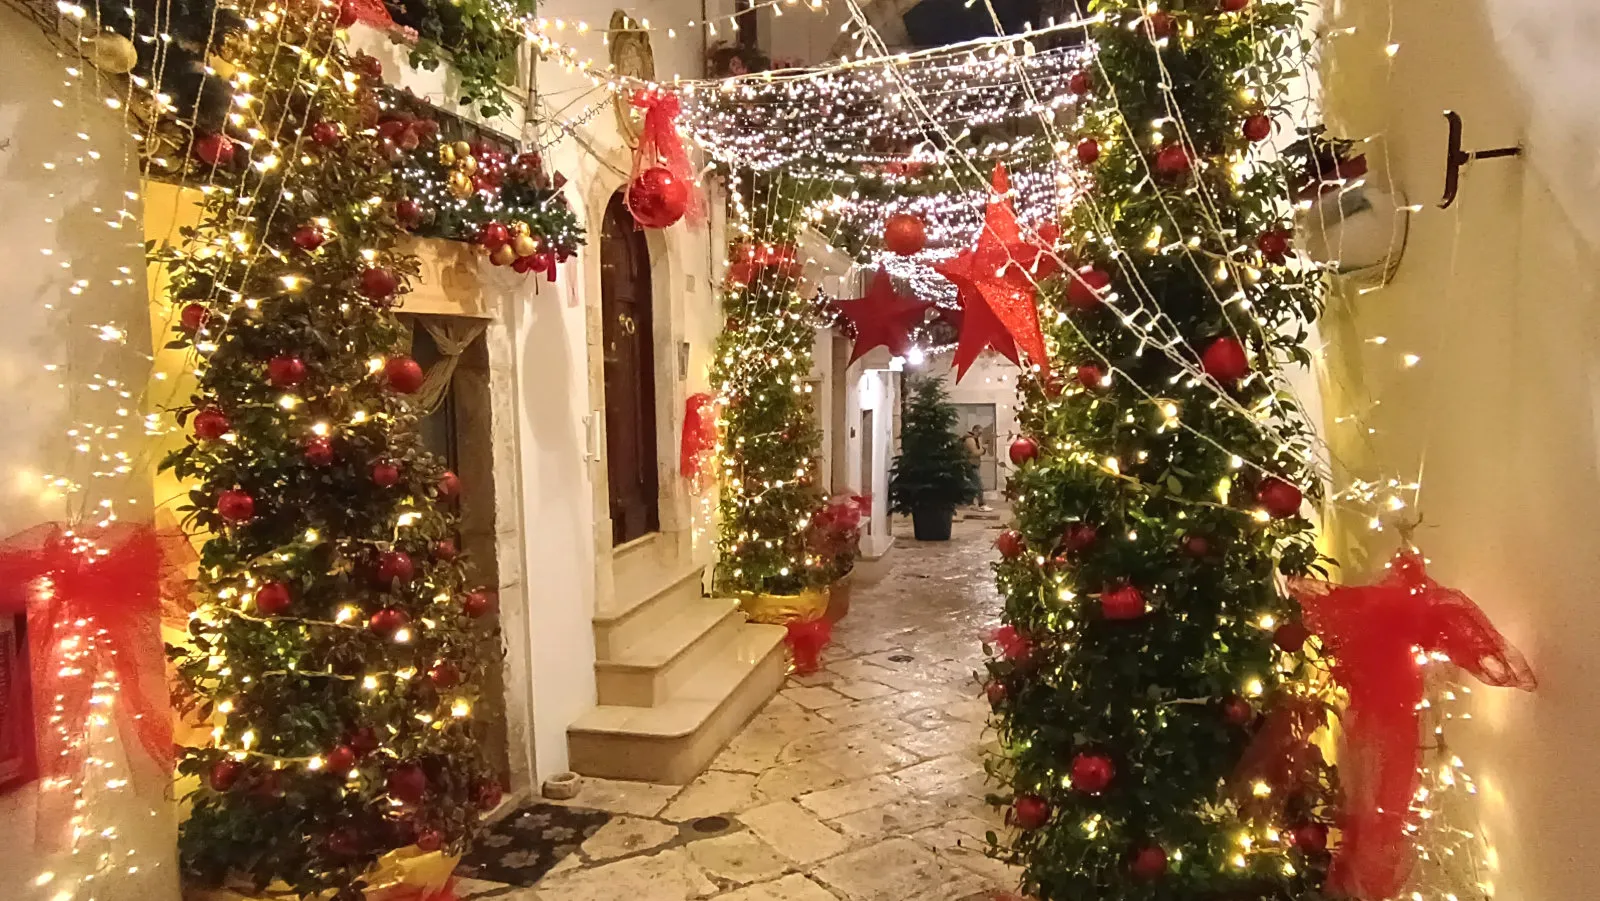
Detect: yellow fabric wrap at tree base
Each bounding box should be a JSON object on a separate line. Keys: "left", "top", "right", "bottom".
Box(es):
{"left": 740, "top": 586, "right": 829, "bottom": 624}
{"left": 185, "top": 848, "right": 460, "bottom": 901}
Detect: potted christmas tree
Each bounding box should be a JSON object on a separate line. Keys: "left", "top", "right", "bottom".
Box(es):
{"left": 890, "top": 376, "right": 981, "bottom": 541}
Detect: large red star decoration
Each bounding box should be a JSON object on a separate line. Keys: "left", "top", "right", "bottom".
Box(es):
{"left": 933, "top": 163, "right": 1059, "bottom": 381}
{"left": 835, "top": 268, "right": 930, "bottom": 364}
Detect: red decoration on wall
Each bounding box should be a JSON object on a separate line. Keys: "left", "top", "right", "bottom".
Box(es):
{"left": 680, "top": 392, "right": 720, "bottom": 485}
{"left": 1291, "top": 546, "right": 1537, "bottom": 900}
{"left": 627, "top": 91, "right": 703, "bottom": 228}
{"left": 835, "top": 268, "right": 930, "bottom": 364}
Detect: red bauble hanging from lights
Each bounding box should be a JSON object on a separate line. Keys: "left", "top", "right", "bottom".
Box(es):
{"left": 627, "top": 166, "right": 689, "bottom": 229}
{"left": 1257, "top": 476, "right": 1304, "bottom": 519}
{"left": 1202, "top": 336, "right": 1250, "bottom": 383}
{"left": 193, "top": 408, "right": 229, "bottom": 440}
{"left": 217, "top": 489, "right": 255, "bottom": 523}
{"left": 385, "top": 356, "right": 425, "bottom": 394}
{"left": 1009, "top": 436, "right": 1039, "bottom": 466}
{"left": 996, "top": 530, "right": 1026, "bottom": 559}
{"left": 1012, "top": 795, "right": 1051, "bottom": 830}
{"left": 1070, "top": 752, "right": 1115, "bottom": 793}
{"left": 882, "top": 213, "right": 927, "bottom": 255}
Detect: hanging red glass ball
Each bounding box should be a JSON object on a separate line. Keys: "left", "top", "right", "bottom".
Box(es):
{"left": 984, "top": 680, "right": 1007, "bottom": 707}
{"left": 1070, "top": 752, "right": 1115, "bottom": 793}
{"left": 429, "top": 660, "right": 461, "bottom": 688}
{"left": 335, "top": 0, "right": 360, "bottom": 27}
{"left": 1258, "top": 228, "right": 1292, "bottom": 263}
{"left": 267, "top": 355, "right": 307, "bottom": 388}
{"left": 996, "top": 529, "right": 1026, "bottom": 559}
{"left": 304, "top": 437, "right": 335, "bottom": 467}
{"left": 1062, "top": 522, "right": 1098, "bottom": 553}
{"left": 1076, "top": 139, "right": 1101, "bottom": 165}
{"left": 1292, "top": 822, "right": 1329, "bottom": 853}
{"left": 437, "top": 471, "right": 461, "bottom": 501}
{"left": 1221, "top": 694, "right": 1254, "bottom": 725}
{"left": 1244, "top": 114, "right": 1273, "bottom": 143}
{"left": 627, "top": 166, "right": 689, "bottom": 229}
{"left": 376, "top": 551, "right": 416, "bottom": 587}
{"left": 1076, "top": 362, "right": 1106, "bottom": 390}
{"left": 1181, "top": 534, "right": 1211, "bottom": 558}
{"left": 462, "top": 590, "right": 493, "bottom": 618}
{"left": 1274, "top": 620, "right": 1312, "bottom": 653}
{"left": 180, "top": 302, "right": 211, "bottom": 333}
{"left": 1101, "top": 584, "right": 1146, "bottom": 620}
{"left": 416, "top": 828, "right": 444, "bottom": 853}
{"left": 1130, "top": 845, "right": 1168, "bottom": 880}
{"left": 1012, "top": 795, "right": 1051, "bottom": 830}
{"left": 1155, "top": 145, "right": 1192, "bottom": 177}
{"left": 396, "top": 198, "right": 422, "bottom": 229}
{"left": 1202, "top": 337, "right": 1250, "bottom": 382}
{"left": 371, "top": 461, "right": 401, "bottom": 487}
{"left": 385, "top": 356, "right": 425, "bottom": 394}
{"left": 292, "top": 225, "right": 326, "bottom": 252}
{"left": 479, "top": 221, "right": 511, "bottom": 250}
{"left": 433, "top": 538, "right": 458, "bottom": 560}
{"left": 360, "top": 267, "right": 399, "bottom": 301}
{"left": 369, "top": 606, "right": 410, "bottom": 637}
{"left": 209, "top": 759, "right": 243, "bottom": 791}
{"left": 311, "top": 121, "right": 341, "bottom": 148}
{"left": 1257, "top": 476, "right": 1303, "bottom": 519}
{"left": 326, "top": 743, "right": 358, "bottom": 773}
{"left": 255, "top": 581, "right": 292, "bottom": 615}
{"left": 194, "top": 133, "right": 235, "bottom": 167}
{"left": 1068, "top": 70, "right": 1091, "bottom": 95}
{"left": 193, "top": 408, "right": 229, "bottom": 440}
{"left": 883, "top": 213, "right": 927, "bottom": 255}
{"left": 474, "top": 781, "right": 503, "bottom": 811}
{"left": 1009, "top": 436, "right": 1039, "bottom": 466}
{"left": 217, "top": 489, "right": 255, "bottom": 522}
{"left": 1066, "top": 267, "right": 1111, "bottom": 311}
{"left": 386, "top": 763, "right": 428, "bottom": 804}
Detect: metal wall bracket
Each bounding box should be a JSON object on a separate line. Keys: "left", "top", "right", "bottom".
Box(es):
{"left": 1439, "top": 110, "right": 1522, "bottom": 209}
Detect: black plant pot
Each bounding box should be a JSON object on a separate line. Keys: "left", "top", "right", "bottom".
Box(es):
{"left": 911, "top": 504, "right": 954, "bottom": 541}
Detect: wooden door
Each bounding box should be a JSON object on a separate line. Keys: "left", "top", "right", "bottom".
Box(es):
{"left": 600, "top": 191, "right": 661, "bottom": 545}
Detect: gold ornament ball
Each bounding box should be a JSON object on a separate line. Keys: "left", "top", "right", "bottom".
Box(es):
{"left": 448, "top": 170, "right": 473, "bottom": 197}
{"left": 91, "top": 33, "right": 139, "bottom": 74}
{"left": 513, "top": 235, "right": 538, "bottom": 257}
{"left": 452, "top": 140, "right": 473, "bottom": 159}
{"left": 438, "top": 145, "right": 456, "bottom": 165}
{"left": 458, "top": 155, "right": 478, "bottom": 175}
{"left": 490, "top": 244, "right": 517, "bottom": 266}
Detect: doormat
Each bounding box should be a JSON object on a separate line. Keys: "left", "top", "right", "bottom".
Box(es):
{"left": 457, "top": 803, "right": 612, "bottom": 886}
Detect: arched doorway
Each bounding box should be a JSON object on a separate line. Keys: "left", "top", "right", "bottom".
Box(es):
{"left": 599, "top": 190, "right": 660, "bottom": 546}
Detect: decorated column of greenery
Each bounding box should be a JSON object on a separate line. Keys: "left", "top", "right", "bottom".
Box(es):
{"left": 160, "top": 5, "right": 499, "bottom": 896}
{"left": 987, "top": 1, "right": 1333, "bottom": 900}
{"left": 710, "top": 174, "right": 827, "bottom": 598}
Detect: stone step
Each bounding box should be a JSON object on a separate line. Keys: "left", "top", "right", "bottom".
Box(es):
{"left": 568, "top": 623, "right": 788, "bottom": 784}
{"left": 593, "top": 562, "right": 706, "bottom": 659}
{"left": 595, "top": 597, "right": 746, "bottom": 706}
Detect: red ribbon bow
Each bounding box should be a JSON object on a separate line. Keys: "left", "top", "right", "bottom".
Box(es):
{"left": 1291, "top": 547, "right": 1536, "bottom": 899}
{"left": 0, "top": 523, "right": 174, "bottom": 848}
{"left": 630, "top": 90, "right": 703, "bottom": 226}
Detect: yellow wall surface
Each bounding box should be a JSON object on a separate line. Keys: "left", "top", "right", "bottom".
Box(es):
{"left": 1322, "top": 0, "right": 1600, "bottom": 896}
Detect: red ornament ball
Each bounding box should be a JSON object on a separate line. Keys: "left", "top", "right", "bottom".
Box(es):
{"left": 335, "top": 0, "right": 360, "bottom": 27}
{"left": 1244, "top": 114, "right": 1273, "bottom": 143}
{"left": 437, "top": 471, "right": 461, "bottom": 501}
{"left": 209, "top": 759, "right": 243, "bottom": 791}
{"left": 1068, "top": 70, "right": 1092, "bottom": 95}
{"left": 255, "top": 581, "right": 292, "bottom": 616}
{"left": 1221, "top": 0, "right": 1250, "bottom": 11}
{"left": 627, "top": 166, "right": 690, "bottom": 229}
{"left": 180, "top": 302, "right": 211, "bottom": 333}
{"left": 1202, "top": 336, "right": 1250, "bottom": 383}
{"left": 386, "top": 763, "right": 428, "bottom": 804}
{"left": 1258, "top": 228, "right": 1292, "bottom": 263}
{"left": 1155, "top": 145, "right": 1192, "bottom": 177}
{"left": 1257, "top": 476, "right": 1304, "bottom": 519}
{"left": 993, "top": 624, "right": 1032, "bottom": 662}
{"left": 1292, "top": 822, "right": 1330, "bottom": 853}
{"left": 1076, "top": 139, "right": 1101, "bottom": 165}
{"left": 1066, "top": 267, "right": 1111, "bottom": 311}
{"left": 462, "top": 590, "right": 493, "bottom": 618}
{"left": 883, "top": 213, "right": 927, "bottom": 256}
{"left": 304, "top": 437, "right": 335, "bottom": 468}
{"left": 396, "top": 198, "right": 423, "bottom": 229}
{"left": 1181, "top": 534, "right": 1212, "bottom": 558}
{"left": 474, "top": 781, "right": 503, "bottom": 811}
{"left": 193, "top": 408, "right": 229, "bottom": 441}
{"left": 1070, "top": 752, "right": 1115, "bottom": 794}
{"left": 433, "top": 538, "right": 458, "bottom": 560}
{"left": 1009, "top": 436, "right": 1040, "bottom": 466}
{"left": 1076, "top": 362, "right": 1106, "bottom": 390}
{"left": 1274, "top": 620, "right": 1312, "bottom": 654}
{"left": 429, "top": 660, "right": 461, "bottom": 688}
{"left": 1130, "top": 845, "right": 1168, "bottom": 880}
{"left": 376, "top": 551, "right": 416, "bottom": 587}
{"left": 326, "top": 744, "right": 358, "bottom": 773}
{"left": 369, "top": 606, "right": 410, "bottom": 637}
{"left": 984, "top": 680, "right": 1007, "bottom": 707}
{"left": 1145, "top": 11, "right": 1175, "bottom": 38}
{"left": 1012, "top": 795, "right": 1051, "bottom": 830}
{"left": 1062, "top": 522, "right": 1098, "bottom": 553}
{"left": 1101, "top": 584, "right": 1146, "bottom": 620}
{"left": 385, "top": 356, "right": 425, "bottom": 394}
{"left": 217, "top": 488, "right": 255, "bottom": 523}
{"left": 194, "top": 133, "right": 235, "bottom": 167}
{"left": 267, "top": 355, "right": 307, "bottom": 388}
{"left": 996, "top": 529, "right": 1026, "bottom": 559}
{"left": 479, "top": 221, "right": 511, "bottom": 250}
{"left": 292, "top": 225, "right": 326, "bottom": 252}
{"left": 416, "top": 828, "right": 444, "bottom": 853}
{"left": 1221, "top": 694, "right": 1254, "bottom": 725}
{"left": 371, "top": 461, "right": 401, "bottom": 488}
{"left": 310, "top": 121, "right": 341, "bottom": 148}
{"left": 349, "top": 726, "right": 380, "bottom": 756}
{"left": 360, "top": 267, "right": 399, "bottom": 301}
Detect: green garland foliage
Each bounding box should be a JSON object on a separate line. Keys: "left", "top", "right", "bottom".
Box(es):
{"left": 394, "top": 0, "right": 538, "bottom": 121}
{"left": 889, "top": 375, "right": 981, "bottom": 515}
{"left": 986, "top": 1, "right": 1335, "bottom": 899}
{"left": 157, "top": 6, "right": 499, "bottom": 895}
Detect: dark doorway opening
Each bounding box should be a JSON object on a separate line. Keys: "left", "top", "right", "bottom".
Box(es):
{"left": 600, "top": 191, "right": 661, "bottom": 546}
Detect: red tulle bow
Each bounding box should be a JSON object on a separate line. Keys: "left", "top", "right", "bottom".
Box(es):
{"left": 680, "top": 392, "right": 719, "bottom": 482}
{"left": 0, "top": 523, "right": 174, "bottom": 848}
{"left": 1291, "top": 547, "right": 1536, "bottom": 899}
{"left": 630, "top": 90, "right": 703, "bottom": 226}
{"left": 785, "top": 619, "right": 832, "bottom": 675}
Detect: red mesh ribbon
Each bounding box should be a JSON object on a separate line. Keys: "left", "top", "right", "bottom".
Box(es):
{"left": 0, "top": 522, "right": 174, "bottom": 848}
{"left": 785, "top": 619, "right": 832, "bottom": 675}
{"left": 1230, "top": 694, "right": 1326, "bottom": 815}
{"left": 1290, "top": 548, "right": 1536, "bottom": 899}
{"left": 680, "top": 392, "right": 719, "bottom": 482}
{"left": 630, "top": 90, "right": 704, "bottom": 226}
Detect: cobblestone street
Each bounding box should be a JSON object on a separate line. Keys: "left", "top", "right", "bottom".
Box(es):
{"left": 459, "top": 515, "right": 1016, "bottom": 901}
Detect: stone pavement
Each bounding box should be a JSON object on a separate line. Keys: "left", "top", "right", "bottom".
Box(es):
{"left": 459, "top": 515, "right": 1016, "bottom": 901}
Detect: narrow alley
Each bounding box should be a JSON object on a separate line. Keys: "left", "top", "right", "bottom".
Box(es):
{"left": 456, "top": 517, "right": 1016, "bottom": 901}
